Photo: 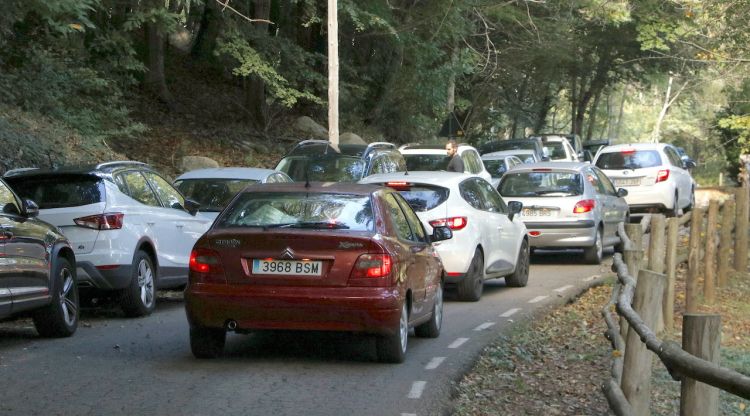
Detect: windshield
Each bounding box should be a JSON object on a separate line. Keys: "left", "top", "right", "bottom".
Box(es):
{"left": 174, "top": 178, "right": 258, "bottom": 212}
{"left": 489, "top": 141, "right": 536, "bottom": 152}
{"left": 276, "top": 156, "right": 365, "bottom": 182}
{"left": 217, "top": 192, "right": 374, "bottom": 231}
{"left": 596, "top": 150, "right": 662, "bottom": 170}
{"left": 6, "top": 175, "right": 104, "bottom": 209}
{"left": 498, "top": 172, "right": 583, "bottom": 197}
{"left": 392, "top": 185, "right": 449, "bottom": 212}
{"left": 403, "top": 154, "right": 449, "bottom": 171}
{"left": 542, "top": 142, "right": 567, "bottom": 160}
{"left": 483, "top": 160, "right": 509, "bottom": 178}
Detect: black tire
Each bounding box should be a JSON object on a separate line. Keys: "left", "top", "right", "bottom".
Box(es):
{"left": 33, "top": 257, "right": 79, "bottom": 337}
{"left": 583, "top": 227, "right": 603, "bottom": 265}
{"left": 376, "top": 301, "right": 408, "bottom": 363}
{"left": 666, "top": 193, "right": 679, "bottom": 217}
{"left": 190, "top": 326, "right": 226, "bottom": 359}
{"left": 457, "top": 249, "right": 484, "bottom": 302}
{"left": 121, "top": 250, "right": 157, "bottom": 317}
{"left": 415, "top": 281, "right": 443, "bottom": 338}
{"left": 506, "top": 239, "right": 529, "bottom": 287}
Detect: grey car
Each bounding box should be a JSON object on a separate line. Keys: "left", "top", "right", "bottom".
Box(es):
{"left": 497, "top": 162, "right": 629, "bottom": 264}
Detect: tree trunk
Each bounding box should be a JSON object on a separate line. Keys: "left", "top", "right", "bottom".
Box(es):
{"left": 245, "top": 0, "right": 272, "bottom": 129}
{"left": 191, "top": 0, "right": 223, "bottom": 61}
{"left": 144, "top": 0, "right": 173, "bottom": 108}
{"left": 585, "top": 88, "right": 602, "bottom": 141}
{"left": 614, "top": 85, "right": 627, "bottom": 139}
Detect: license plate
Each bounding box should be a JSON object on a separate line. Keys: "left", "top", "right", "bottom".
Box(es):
{"left": 522, "top": 208, "right": 553, "bottom": 217}
{"left": 614, "top": 178, "right": 640, "bottom": 186}
{"left": 251, "top": 259, "right": 322, "bottom": 276}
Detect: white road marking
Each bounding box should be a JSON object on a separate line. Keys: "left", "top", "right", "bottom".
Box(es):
{"left": 554, "top": 285, "right": 574, "bottom": 293}
{"left": 473, "top": 322, "right": 496, "bottom": 331}
{"left": 425, "top": 357, "right": 446, "bottom": 370}
{"left": 500, "top": 308, "right": 521, "bottom": 318}
{"left": 583, "top": 274, "right": 600, "bottom": 282}
{"left": 401, "top": 413, "right": 417, "bottom": 416}
{"left": 407, "top": 381, "right": 427, "bottom": 399}
{"left": 448, "top": 338, "right": 469, "bottom": 349}
{"left": 528, "top": 295, "right": 548, "bottom": 303}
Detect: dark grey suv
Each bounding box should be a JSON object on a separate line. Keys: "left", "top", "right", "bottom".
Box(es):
{"left": 0, "top": 178, "right": 79, "bottom": 337}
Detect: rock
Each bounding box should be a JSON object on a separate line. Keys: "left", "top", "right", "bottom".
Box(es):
{"left": 293, "top": 116, "right": 328, "bottom": 140}
{"left": 339, "top": 132, "right": 367, "bottom": 145}
{"left": 180, "top": 156, "right": 219, "bottom": 172}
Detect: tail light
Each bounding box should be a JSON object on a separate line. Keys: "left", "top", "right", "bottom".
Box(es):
{"left": 386, "top": 181, "right": 411, "bottom": 190}
{"left": 429, "top": 216, "right": 468, "bottom": 231}
{"left": 189, "top": 248, "right": 226, "bottom": 283}
{"left": 350, "top": 254, "right": 392, "bottom": 279}
{"left": 573, "top": 199, "right": 595, "bottom": 214}
{"left": 74, "top": 213, "right": 124, "bottom": 230}
{"left": 656, "top": 169, "right": 670, "bottom": 183}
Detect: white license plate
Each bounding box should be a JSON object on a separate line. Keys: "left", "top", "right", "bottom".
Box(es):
{"left": 614, "top": 178, "right": 640, "bottom": 186}
{"left": 251, "top": 259, "right": 322, "bottom": 276}
{"left": 523, "top": 208, "right": 553, "bottom": 217}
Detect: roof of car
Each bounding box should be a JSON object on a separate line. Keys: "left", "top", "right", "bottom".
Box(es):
{"left": 236, "top": 181, "right": 385, "bottom": 195}
{"left": 3, "top": 161, "right": 152, "bottom": 178}
{"left": 507, "top": 161, "right": 590, "bottom": 172}
{"left": 175, "top": 167, "right": 283, "bottom": 181}
{"left": 481, "top": 150, "right": 535, "bottom": 159}
{"left": 285, "top": 140, "right": 397, "bottom": 158}
{"left": 598, "top": 143, "right": 668, "bottom": 153}
{"left": 360, "top": 171, "right": 477, "bottom": 186}
{"left": 399, "top": 143, "right": 477, "bottom": 154}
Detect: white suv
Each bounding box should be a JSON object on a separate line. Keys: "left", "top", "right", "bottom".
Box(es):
{"left": 4, "top": 161, "right": 212, "bottom": 316}
{"left": 593, "top": 143, "right": 696, "bottom": 216}
{"left": 361, "top": 171, "right": 529, "bottom": 301}
{"left": 398, "top": 143, "right": 493, "bottom": 184}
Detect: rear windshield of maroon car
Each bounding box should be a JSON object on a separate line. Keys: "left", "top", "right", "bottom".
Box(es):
{"left": 6, "top": 174, "right": 104, "bottom": 208}
{"left": 595, "top": 150, "right": 662, "bottom": 170}
{"left": 394, "top": 185, "right": 449, "bottom": 212}
{"left": 216, "top": 192, "right": 374, "bottom": 231}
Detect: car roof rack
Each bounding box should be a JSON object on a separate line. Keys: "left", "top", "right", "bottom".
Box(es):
{"left": 94, "top": 161, "right": 150, "bottom": 170}
{"left": 3, "top": 167, "right": 40, "bottom": 177}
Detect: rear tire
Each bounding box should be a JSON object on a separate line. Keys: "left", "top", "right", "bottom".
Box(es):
{"left": 583, "top": 228, "right": 603, "bottom": 265}
{"left": 506, "top": 239, "right": 529, "bottom": 287}
{"left": 457, "top": 250, "right": 484, "bottom": 302}
{"left": 121, "top": 250, "right": 157, "bottom": 317}
{"left": 190, "top": 326, "right": 226, "bottom": 359}
{"left": 376, "top": 301, "right": 408, "bottom": 363}
{"left": 33, "top": 257, "right": 79, "bottom": 338}
{"left": 415, "top": 282, "right": 442, "bottom": 338}
{"left": 666, "top": 193, "right": 679, "bottom": 217}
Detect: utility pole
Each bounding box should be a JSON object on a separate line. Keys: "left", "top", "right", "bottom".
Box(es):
{"left": 327, "top": 0, "right": 339, "bottom": 148}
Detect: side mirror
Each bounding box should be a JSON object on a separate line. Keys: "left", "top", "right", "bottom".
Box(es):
{"left": 507, "top": 200, "right": 523, "bottom": 221}
{"left": 683, "top": 160, "right": 696, "bottom": 169}
{"left": 184, "top": 199, "right": 200, "bottom": 216}
{"left": 430, "top": 226, "right": 453, "bottom": 242}
{"left": 23, "top": 199, "right": 39, "bottom": 218}
{"left": 616, "top": 188, "right": 628, "bottom": 198}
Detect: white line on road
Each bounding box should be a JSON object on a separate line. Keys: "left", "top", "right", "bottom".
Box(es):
{"left": 407, "top": 381, "right": 427, "bottom": 399}
{"left": 554, "top": 285, "right": 574, "bottom": 293}
{"left": 425, "top": 357, "right": 446, "bottom": 370}
{"left": 500, "top": 308, "right": 521, "bottom": 318}
{"left": 401, "top": 413, "right": 417, "bottom": 416}
{"left": 473, "top": 322, "right": 496, "bottom": 331}
{"left": 528, "top": 295, "right": 548, "bottom": 303}
{"left": 448, "top": 338, "right": 469, "bottom": 349}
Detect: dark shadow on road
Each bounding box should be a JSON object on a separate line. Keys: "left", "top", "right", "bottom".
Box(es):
{"left": 530, "top": 248, "right": 614, "bottom": 265}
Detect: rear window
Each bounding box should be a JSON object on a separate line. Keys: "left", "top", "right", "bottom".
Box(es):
{"left": 542, "top": 142, "right": 567, "bottom": 160}
{"left": 216, "top": 192, "right": 374, "bottom": 231}
{"left": 595, "top": 150, "right": 662, "bottom": 170}
{"left": 498, "top": 172, "right": 583, "bottom": 197}
{"left": 174, "top": 179, "right": 258, "bottom": 212}
{"left": 483, "top": 160, "right": 510, "bottom": 178}
{"left": 6, "top": 175, "right": 104, "bottom": 208}
{"left": 276, "top": 156, "right": 365, "bottom": 182}
{"left": 403, "top": 154, "right": 449, "bottom": 171}
{"left": 389, "top": 184, "right": 449, "bottom": 212}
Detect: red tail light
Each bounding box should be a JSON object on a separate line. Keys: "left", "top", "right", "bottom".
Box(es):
{"left": 350, "top": 254, "right": 392, "bottom": 279}
{"left": 189, "top": 248, "right": 226, "bottom": 283}
{"left": 386, "top": 181, "right": 410, "bottom": 190}
{"left": 74, "top": 213, "right": 124, "bottom": 230}
{"left": 429, "top": 216, "right": 468, "bottom": 231}
{"left": 656, "top": 169, "right": 670, "bottom": 183}
{"left": 573, "top": 199, "right": 595, "bottom": 214}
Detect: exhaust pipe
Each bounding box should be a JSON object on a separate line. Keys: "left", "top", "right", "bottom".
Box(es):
{"left": 227, "top": 320, "right": 238, "bottom": 330}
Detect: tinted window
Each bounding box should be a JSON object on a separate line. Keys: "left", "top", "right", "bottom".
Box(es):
{"left": 592, "top": 168, "right": 617, "bottom": 195}
{"left": 664, "top": 147, "right": 682, "bottom": 167}
{"left": 483, "top": 159, "right": 509, "bottom": 178}
{"left": 499, "top": 172, "right": 583, "bottom": 197}
{"left": 144, "top": 172, "right": 184, "bottom": 209}
{"left": 475, "top": 179, "right": 508, "bottom": 213}
{"left": 0, "top": 180, "right": 20, "bottom": 215}
{"left": 7, "top": 175, "right": 104, "bottom": 209}
{"left": 276, "top": 155, "right": 365, "bottom": 182}
{"left": 462, "top": 150, "right": 482, "bottom": 174}
{"left": 266, "top": 173, "right": 291, "bottom": 183}
{"left": 393, "top": 194, "right": 428, "bottom": 243}
{"left": 459, "top": 179, "right": 486, "bottom": 210}
{"left": 175, "top": 179, "right": 257, "bottom": 212}
{"left": 482, "top": 141, "right": 537, "bottom": 153}
{"left": 392, "top": 184, "right": 449, "bottom": 212}
{"left": 119, "top": 171, "right": 159, "bottom": 206}
{"left": 596, "top": 150, "right": 662, "bottom": 170}
{"left": 384, "top": 194, "right": 414, "bottom": 241}
{"left": 584, "top": 169, "right": 608, "bottom": 195}
{"left": 403, "top": 154, "right": 449, "bottom": 171}
{"left": 542, "top": 142, "right": 567, "bottom": 160}
{"left": 217, "top": 192, "right": 374, "bottom": 231}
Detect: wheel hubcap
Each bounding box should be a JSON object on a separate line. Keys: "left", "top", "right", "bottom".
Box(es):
{"left": 59, "top": 267, "right": 77, "bottom": 326}
{"left": 434, "top": 285, "right": 443, "bottom": 330}
{"left": 137, "top": 259, "right": 155, "bottom": 308}
{"left": 399, "top": 303, "right": 408, "bottom": 353}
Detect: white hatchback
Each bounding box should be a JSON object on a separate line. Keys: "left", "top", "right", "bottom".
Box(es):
{"left": 4, "top": 161, "right": 213, "bottom": 317}
{"left": 398, "top": 143, "right": 493, "bottom": 184}
{"left": 593, "top": 143, "right": 696, "bottom": 216}
{"left": 360, "top": 171, "right": 529, "bottom": 301}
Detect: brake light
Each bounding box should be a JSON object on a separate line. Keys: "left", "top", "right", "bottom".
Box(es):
{"left": 573, "top": 199, "right": 595, "bottom": 214}
{"left": 386, "top": 181, "right": 410, "bottom": 190}
{"left": 656, "top": 169, "right": 670, "bottom": 183}
{"left": 429, "top": 216, "right": 468, "bottom": 231}
{"left": 350, "top": 254, "right": 392, "bottom": 278}
{"left": 189, "top": 248, "right": 226, "bottom": 283}
{"left": 621, "top": 149, "right": 636, "bottom": 154}
{"left": 74, "top": 213, "right": 124, "bottom": 230}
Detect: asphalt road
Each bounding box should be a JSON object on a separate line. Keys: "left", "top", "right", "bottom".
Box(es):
{"left": 0, "top": 250, "right": 612, "bottom": 416}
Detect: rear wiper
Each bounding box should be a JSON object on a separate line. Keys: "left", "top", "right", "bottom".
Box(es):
{"left": 287, "top": 221, "right": 350, "bottom": 229}
{"left": 263, "top": 223, "right": 299, "bottom": 229}
{"left": 534, "top": 190, "right": 576, "bottom": 196}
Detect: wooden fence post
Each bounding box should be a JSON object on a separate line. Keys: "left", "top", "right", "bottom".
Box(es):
{"left": 649, "top": 214, "right": 666, "bottom": 333}
{"left": 621, "top": 269, "right": 667, "bottom": 416}
{"left": 735, "top": 185, "right": 749, "bottom": 272}
{"left": 718, "top": 199, "right": 735, "bottom": 287}
{"left": 664, "top": 217, "right": 679, "bottom": 333}
{"left": 687, "top": 207, "right": 704, "bottom": 313}
{"left": 704, "top": 200, "right": 719, "bottom": 305}
{"left": 680, "top": 314, "right": 721, "bottom": 416}
{"left": 621, "top": 223, "right": 644, "bottom": 340}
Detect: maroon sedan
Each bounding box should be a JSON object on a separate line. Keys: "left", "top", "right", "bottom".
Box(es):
{"left": 185, "top": 182, "right": 452, "bottom": 363}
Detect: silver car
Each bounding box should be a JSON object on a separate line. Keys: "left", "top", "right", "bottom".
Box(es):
{"left": 497, "top": 162, "right": 629, "bottom": 264}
